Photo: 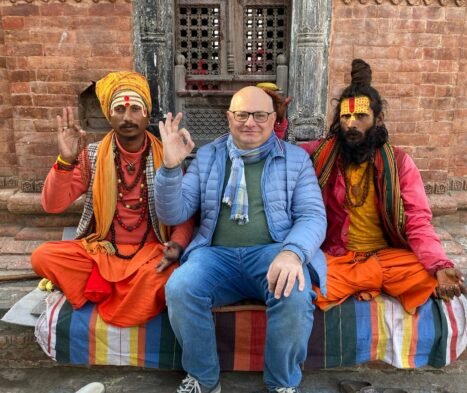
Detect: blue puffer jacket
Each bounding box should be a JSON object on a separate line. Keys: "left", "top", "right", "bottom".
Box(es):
{"left": 155, "top": 134, "right": 328, "bottom": 294}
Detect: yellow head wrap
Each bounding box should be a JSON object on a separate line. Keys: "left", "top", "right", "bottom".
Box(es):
{"left": 95, "top": 71, "right": 152, "bottom": 121}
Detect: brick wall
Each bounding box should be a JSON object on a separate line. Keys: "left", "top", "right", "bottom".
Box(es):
{"left": 328, "top": 0, "right": 466, "bottom": 189}
{"left": 0, "top": 15, "right": 16, "bottom": 180}
{"left": 0, "top": 0, "right": 133, "bottom": 185}
{"left": 0, "top": 0, "right": 465, "bottom": 194}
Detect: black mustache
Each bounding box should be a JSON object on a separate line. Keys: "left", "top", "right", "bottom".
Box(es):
{"left": 346, "top": 128, "right": 363, "bottom": 136}
{"left": 119, "top": 122, "right": 138, "bottom": 129}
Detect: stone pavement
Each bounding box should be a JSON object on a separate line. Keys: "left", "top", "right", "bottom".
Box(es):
{"left": 0, "top": 211, "right": 465, "bottom": 393}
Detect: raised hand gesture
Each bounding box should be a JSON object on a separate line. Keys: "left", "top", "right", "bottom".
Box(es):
{"left": 159, "top": 112, "right": 195, "bottom": 168}
{"left": 57, "top": 106, "right": 87, "bottom": 163}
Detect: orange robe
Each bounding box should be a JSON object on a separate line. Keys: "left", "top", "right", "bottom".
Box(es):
{"left": 315, "top": 163, "right": 437, "bottom": 314}
{"left": 31, "top": 139, "right": 193, "bottom": 327}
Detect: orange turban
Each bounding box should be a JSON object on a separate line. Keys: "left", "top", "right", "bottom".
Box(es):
{"left": 95, "top": 71, "right": 152, "bottom": 121}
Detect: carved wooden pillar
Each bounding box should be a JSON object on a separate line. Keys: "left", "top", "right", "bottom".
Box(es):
{"left": 133, "top": 0, "right": 175, "bottom": 124}
{"left": 287, "top": 0, "right": 331, "bottom": 142}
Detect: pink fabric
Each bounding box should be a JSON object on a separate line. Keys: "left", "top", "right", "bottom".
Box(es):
{"left": 273, "top": 118, "right": 288, "bottom": 140}
{"left": 300, "top": 141, "right": 454, "bottom": 276}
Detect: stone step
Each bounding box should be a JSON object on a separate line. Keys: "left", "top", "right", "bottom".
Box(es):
{"left": 0, "top": 255, "right": 34, "bottom": 271}
{"left": 14, "top": 227, "right": 63, "bottom": 241}
{"left": 0, "top": 238, "right": 45, "bottom": 255}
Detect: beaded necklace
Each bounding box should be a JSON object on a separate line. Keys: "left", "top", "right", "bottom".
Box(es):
{"left": 341, "top": 158, "right": 374, "bottom": 208}
{"left": 111, "top": 139, "right": 152, "bottom": 259}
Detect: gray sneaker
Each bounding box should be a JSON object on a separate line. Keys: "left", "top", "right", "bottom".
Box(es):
{"left": 176, "top": 375, "right": 221, "bottom": 393}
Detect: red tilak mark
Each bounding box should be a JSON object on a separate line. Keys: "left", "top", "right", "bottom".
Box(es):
{"left": 349, "top": 97, "right": 355, "bottom": 113}
{"left": 124, "top": 96, "right": 130, "bottom": 101}
{"left": 125, "top": 102, "right": 130, "bottom": 107}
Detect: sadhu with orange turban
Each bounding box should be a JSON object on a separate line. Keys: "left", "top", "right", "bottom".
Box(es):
{"left": 31, "top": 71, "right": 193, "bottom": 327}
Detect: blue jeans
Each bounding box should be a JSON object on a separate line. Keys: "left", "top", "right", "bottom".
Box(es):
{"left": 165, "top": 243, "right": 315, "bottom": 390}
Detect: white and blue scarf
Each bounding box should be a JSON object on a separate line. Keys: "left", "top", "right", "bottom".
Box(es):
{"left": 222, "top": 133, "right": 276, "bottom": 225}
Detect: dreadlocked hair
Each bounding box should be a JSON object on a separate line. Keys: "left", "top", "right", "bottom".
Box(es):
{"left": 329, "top": 59, "right": 388, "bottom": 147}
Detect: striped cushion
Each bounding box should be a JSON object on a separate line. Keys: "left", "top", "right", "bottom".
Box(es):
{"left": 35, "top": 292, "right": 467, "bottom": 370}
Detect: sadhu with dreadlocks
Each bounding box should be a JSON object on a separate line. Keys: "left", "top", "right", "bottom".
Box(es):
{"left": 301, "top": 59, "right": 466, "bottom": 314}
{"left": 31, "top": 71, "right": 193, "bottom": 327}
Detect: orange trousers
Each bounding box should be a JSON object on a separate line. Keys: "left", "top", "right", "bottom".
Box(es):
{"left": 315, "top": 248, "right": 437, "bottom": 313}
{"left": 31, "top": 240, "right": 177, "bottom": 327}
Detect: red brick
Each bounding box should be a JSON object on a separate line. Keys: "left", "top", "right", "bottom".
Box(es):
{"left": 429, "top": 133, "right": 451, "bottom": 146}
{"left": 333, "top": 6, "right": 352, "bottom": 19}
{"left": 399, "top": 47, "right": 423, "bottom": 60}
{"left": 354, "top": 46, "right": 399, "bottom": 60}
{"left": 398, "top": 7, "right": 413, "bottom": 20}
{"left": 432, "top": 109, "right": 455, "bottom": 122}
{"left": 8, "top": 70, "right": 36, "bottom": 83}
{"left": 30, "top": 82, "right": 48, "bottom": 95}
{"left": 428, "top": 159, "right": 449, "bottom": 171}
{"left": 44, "top": 44, "right": 92, "bottom": 57}
{"left": 5, "top": 44, "right": 44, "bottom": 56}
{"left": 396, "top": 19, "right": 426, "bottom": 33}
{"left": 413, "top": 157, "right": 429, "bottom": 170}
{"left": 435, "top": 85, "right": 456, "bottom": 97}
{"left": 412, "top": 6, "right": 444, "bottom": 20}
{"left": 445, "top": 21, "right": 464, "bottom": 35}
{"left": 400, "top": 97, "right": 420, "bottom": 109}
{"left": 352, "top": 5, "right": 378, "bottom": 19}
{"left": 423, "top": 48, "right": 459, "bottom": 61}
{"left": 420, "top": 97, "right": 455, "bottom": 111}
{"left": 2, "top": 16, "right": 24, "bottom": 30}
{"left": 91, "top": 44, "right": 132, "bottom": 57}
{"left": 9, "top": 82, "right": 30, "bottom": 94}
{"left": 10, "top": 95, "right": 33, "bottom": 107}
{"left": 15, "top": 107, "right": 50, "bottom": 120}
{"left": 420, "top": 84, "right": 436, "bottom": 96}
{"left": 441, "top": 35, "right": 461, "bottom": 49}
{"left": 29, "top": 30, "right": 77, "bottom": 45}
{"left": 2, "top": 4, "right": 39, "bottom": 16}
{"left": 0, "top": 106, "right": 13, "bottom": 118}
{"left": 88, "top": 56, "right": 133, "bottom": 70}
{"left": 445, "top": 6, "right": 465, "bottom": 19}
{"left": 76, "top": 30, "right": 117, "bottom": 44}
{"left": 27, "top": 56, "right": 83, "bottom": 70}
{"left": 391, "top": 134, "right": 428, "bottom": 146}
{"left": 5, "top": 56, "right": 28, "bottom": 70}
{"left": 390, "top": 122, "right": 417, "bottom": 134}
{"left": 438, "top": 61, "right": 458, "bottom": 73}
{"left": 39, "top": 4, "right": 88, "bottom": 17}
{"left": 376, "top": 4, "right": 400, "bottom": 19}
{"left": 33, "top": 94, "right": 77, "bottom": 108}
{"left": 421, "top": 72, "right": 455, "bottom": 85}
{"left": 4, "top": 29, "right": 30, "bottom": 42}
{"left": 425, "top": 21, "right": 446, "bottom": 34}
{"left": 88, "top": 3, "right": 132, "bottom": 16}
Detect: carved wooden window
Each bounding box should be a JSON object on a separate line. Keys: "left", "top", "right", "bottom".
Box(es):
{"left": 244, "top": 6, "right": 287, "bottom": 74}
{"left": 175, "top": 0, "right": 289, "bottom": 146}
{"left": 177, "top": 5, "right": 221, "bottom": 76}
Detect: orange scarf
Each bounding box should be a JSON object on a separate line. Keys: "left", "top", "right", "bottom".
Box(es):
{"left": 81, "top": 131, "right": 166, "bottom": 254}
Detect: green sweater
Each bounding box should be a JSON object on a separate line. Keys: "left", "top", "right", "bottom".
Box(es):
{"left": 211, "top": 159, "right": 274, "bottom": 247}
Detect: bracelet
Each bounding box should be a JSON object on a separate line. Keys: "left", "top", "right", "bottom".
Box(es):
{"left": 57, "top": 154, "right": 76, "bottom": 166}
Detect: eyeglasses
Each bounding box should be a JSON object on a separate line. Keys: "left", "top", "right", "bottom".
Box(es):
{"left": 228, "top": 111, "right": 275, "bottom": 123}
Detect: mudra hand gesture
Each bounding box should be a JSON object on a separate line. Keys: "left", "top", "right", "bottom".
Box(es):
{"left": 159, "top": 112, "right": 195, "bottom": 168}
{"left": 57, "top": 106, "right": 87, "bottom": 163}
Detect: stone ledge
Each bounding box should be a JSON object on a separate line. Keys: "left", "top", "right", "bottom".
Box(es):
{"left": 7, "top": 192, "right": 84, "bottom": 215}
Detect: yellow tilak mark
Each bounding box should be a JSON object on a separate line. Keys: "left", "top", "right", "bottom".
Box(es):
{"left": 95, "top": 314, "right": 109, "bottom": 365}
{"left": 376, "top": 296, "right": 388, "bottom": 360}
{"left": 401, "top": 311, "right": 413, "bottom": 368}
{"left": 340, "top": 96, "right": 371, "bottom": 117}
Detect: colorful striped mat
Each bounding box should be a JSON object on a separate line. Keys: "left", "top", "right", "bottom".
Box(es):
{"left": 35, "top": 292, "right": 467, "bottom": 370}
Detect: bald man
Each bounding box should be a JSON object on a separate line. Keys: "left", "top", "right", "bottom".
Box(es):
{"left": 154, "top": 86, "right": 327, "bottom": 393}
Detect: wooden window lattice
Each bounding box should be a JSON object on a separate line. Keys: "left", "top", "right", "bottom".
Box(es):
{"left": 178, "top": 6, "right": 221, "bottom": 80}
{"left": 244, "top": 6, "right": 287, "bottom": 74}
